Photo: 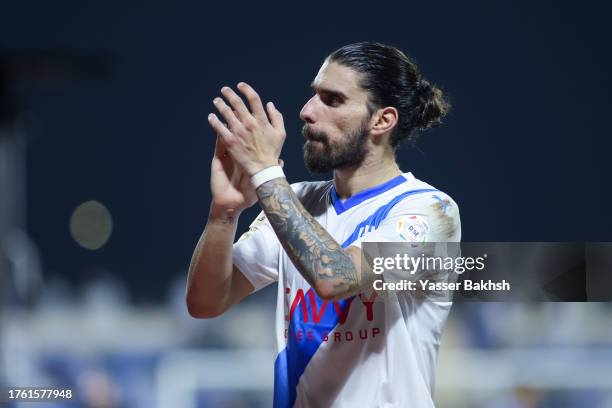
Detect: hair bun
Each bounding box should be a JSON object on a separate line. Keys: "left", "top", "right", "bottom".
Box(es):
{"left": 412, "top": 79, "right": 450, "bottom": 130}
{"left": 416, "top": 79, "right": 433, "bottom": 96}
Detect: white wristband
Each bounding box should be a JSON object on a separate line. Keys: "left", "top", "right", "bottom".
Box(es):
{"left": 251, "top": 165, "right": 285, "bottom": 189}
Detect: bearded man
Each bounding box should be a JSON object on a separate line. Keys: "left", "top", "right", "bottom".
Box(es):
{"left": 187, "top": 42, "right": 461, "bottom": 407}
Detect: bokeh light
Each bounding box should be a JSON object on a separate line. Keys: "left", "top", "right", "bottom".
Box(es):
{"left": 69, "top": 200, "right": 113, "bottom": 250}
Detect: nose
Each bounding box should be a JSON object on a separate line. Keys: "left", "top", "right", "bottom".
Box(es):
{"left": 299, "top": 96, "right": 317, "bottom": 124}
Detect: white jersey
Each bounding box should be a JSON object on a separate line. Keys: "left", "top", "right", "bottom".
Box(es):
{"left": 232, "top": 172, "right": 461, "bottom": 408}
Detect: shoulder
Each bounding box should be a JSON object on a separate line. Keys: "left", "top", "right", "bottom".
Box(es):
{"left": 397, "top": 174, "right": 460, "bottom": 213}
{"left": 391, "top": 175, "right": 461, "bottom": 241}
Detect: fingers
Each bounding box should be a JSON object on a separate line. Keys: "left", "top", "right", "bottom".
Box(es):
{"left": 212, "top": 97, "right": 242, "bottom": 131}
{"left": 278, "top": 158, "right": 284, "bottom": 168}
{"left": 236, "top": 82, "right": 267, "bottom": 121}
{"left": 266, "top": 101, "right": 285, "bottom": 131}
{"left": 208, "top": 113, "right": 236, "bottom": 144}
{"left": 220, "top": 86, "right": 252, "bottom": 121}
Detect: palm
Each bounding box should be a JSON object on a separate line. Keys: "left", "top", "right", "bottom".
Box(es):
{"left": 210, "top": 136, "right": 257, "bottom": 211}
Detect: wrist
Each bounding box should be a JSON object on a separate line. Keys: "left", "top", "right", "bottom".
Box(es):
{"left": 208, "top": 203, "right": 243, "bottom": 225}
{"left": 247, "top": 159, "right": 280, "bottom": 177}
{"left": 251, "top": 165, "right": 285, "bottom": 189}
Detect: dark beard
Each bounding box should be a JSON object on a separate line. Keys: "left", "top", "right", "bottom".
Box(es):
{"left": 302, "top": 120, "right": 369, "bottom": 174}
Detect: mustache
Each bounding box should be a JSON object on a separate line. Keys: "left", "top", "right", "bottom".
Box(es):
{"left": 302, "top": 124, "right": 328, "bottom": 143}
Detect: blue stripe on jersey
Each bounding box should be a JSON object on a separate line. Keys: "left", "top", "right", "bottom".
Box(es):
{"left": 274, "top": 289, "right": 349, "bottom": 407}
{"left": 330, "top": 174, "right": 408, "bottom": 215}
{"left": 340, "top": 188, "right": 438, "bottom": 248}
{"left": 273, "top": 188, "right": 438, "bottom": 408}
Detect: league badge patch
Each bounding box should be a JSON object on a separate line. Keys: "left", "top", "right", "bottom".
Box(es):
{"left": 396, "top": 215, "right": 430, "bottom": 245}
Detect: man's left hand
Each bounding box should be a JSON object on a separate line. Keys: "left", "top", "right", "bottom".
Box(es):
{"left": 208, "top": 82, "right": 286, "bottom": 177}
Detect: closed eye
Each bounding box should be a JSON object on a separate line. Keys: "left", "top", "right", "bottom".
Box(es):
{"left": 320, "top": 91, "right": 340, "bottom": 106}
{"left": 310, "top": 85, "right": 346, "bottom": 107}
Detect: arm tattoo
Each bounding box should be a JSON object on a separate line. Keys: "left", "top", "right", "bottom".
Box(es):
{"left": 257, "top": 178, "right": 360, "bottom": 296}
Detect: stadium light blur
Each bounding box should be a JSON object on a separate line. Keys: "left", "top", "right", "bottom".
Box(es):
{"left": 69, "top": 200, "right": 112, "bottom": 250}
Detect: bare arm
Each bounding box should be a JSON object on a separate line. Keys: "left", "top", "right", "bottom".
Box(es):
{"left": 185, "top": 131, "right": 259, "bottom": 318}
{"left": 186, "top": 205, "right": 254, "bottom": 318}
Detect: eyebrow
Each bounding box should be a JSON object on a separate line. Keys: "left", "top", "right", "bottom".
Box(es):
{"left": 310, "top": 82, "right": 348, "bottom": 101}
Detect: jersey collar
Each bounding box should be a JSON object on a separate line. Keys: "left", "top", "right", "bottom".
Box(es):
{"left": 329, "top": 173, "right": 411, "bottom": 215}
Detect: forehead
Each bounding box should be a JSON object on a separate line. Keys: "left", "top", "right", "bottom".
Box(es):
{"left": 312, "top": 61, "right": 367, "bottom": 101}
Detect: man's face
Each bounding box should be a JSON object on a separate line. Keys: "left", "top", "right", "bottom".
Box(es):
{"left": 300, "top": 61, "right": 372, "bottom": 174}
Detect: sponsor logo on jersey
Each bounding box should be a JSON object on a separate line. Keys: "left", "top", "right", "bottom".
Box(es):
{"left": 284, "top": 288, "right": 381, "bottom": 343}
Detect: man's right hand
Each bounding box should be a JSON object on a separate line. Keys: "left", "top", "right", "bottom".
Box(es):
{"left": 210, "top": 134, "right": 258, "bottom": 216}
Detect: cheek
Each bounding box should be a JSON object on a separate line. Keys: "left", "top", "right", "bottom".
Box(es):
{"left": 317, "top": 103, "right": 368, "bottom": 139}
{"left": 335, "top": 116, "right": 354, "bottom": 132}
{"left": 334, "top": 108, "right": 367, "bottom": 134}
{"left": 328, "top": 106, "right": 355, "bottom": 127}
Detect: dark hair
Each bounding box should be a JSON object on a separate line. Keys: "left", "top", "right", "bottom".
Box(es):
{"left": 328, "top": 42, "right": 450, "bottom": 147}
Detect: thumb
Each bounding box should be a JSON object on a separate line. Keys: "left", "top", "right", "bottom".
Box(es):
{"left": 214, "top": 134, "right": 226, "bottom": 158}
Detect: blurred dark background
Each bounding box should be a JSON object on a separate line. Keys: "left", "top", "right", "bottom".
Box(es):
{"left": 1, "top": 1, "right": 610, "bottom": 302}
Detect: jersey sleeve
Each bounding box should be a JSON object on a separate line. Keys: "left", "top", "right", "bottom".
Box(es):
{"left": 232, "top": 210, "right": 281, "bottom": 292}
{"left": 351, "top": 191, "right": 461, "bottom": 247}
{"left": 351, "top": 191, "right": 462, "bottom": 288}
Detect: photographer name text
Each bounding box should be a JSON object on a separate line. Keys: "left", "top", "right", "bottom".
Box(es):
{"left": 373, "top": 279, "right": 510, "bottom": 292}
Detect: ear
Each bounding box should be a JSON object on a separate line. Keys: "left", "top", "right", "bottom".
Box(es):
{"left": 369, "top": 107, "right": 398, "bottom": 138}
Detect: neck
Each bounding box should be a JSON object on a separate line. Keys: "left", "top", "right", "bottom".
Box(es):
{"left": 333, "top": 152, "right": 402, "bottom": 199}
